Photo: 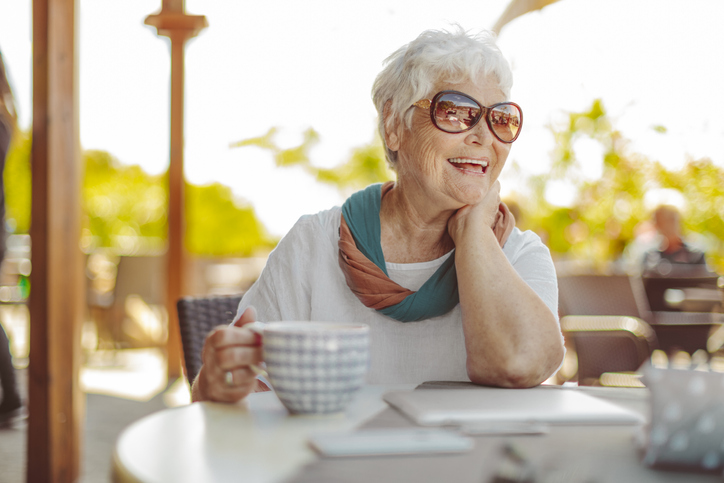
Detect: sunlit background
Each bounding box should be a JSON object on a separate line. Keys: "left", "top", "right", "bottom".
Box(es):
{"left": 0, "top": 0, "right": 723, "bottom": 401}
{"left": 2, "top": 0, "right": 723, "bottom": 234}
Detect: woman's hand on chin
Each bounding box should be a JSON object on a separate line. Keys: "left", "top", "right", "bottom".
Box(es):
{"left": 447, "top": 180, "right": 501, "bottom": 244}
{"left": 192, "top": 306, "right": 268, "bottom": 403}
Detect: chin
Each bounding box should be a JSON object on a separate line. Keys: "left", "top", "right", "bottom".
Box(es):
{"left": 452, "top": 187, "right": 487, "bottom": 206}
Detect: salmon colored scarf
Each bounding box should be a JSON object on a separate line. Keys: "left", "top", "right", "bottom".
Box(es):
{"left": 338, "top": 182, "right": 515, "bottom": 322}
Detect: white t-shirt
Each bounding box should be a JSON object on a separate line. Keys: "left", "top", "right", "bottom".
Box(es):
{"left": 236, "top": 206, "right": 559, "bottom": 385}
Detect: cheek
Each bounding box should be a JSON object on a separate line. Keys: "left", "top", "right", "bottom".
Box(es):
{"left": 399, "top": 126, "right": 446, "bottom": 175}
{"left": 494, "top": 143, "right": 511, "bottom": 167}
{"left": 485, "top": 144, "right": 510, "bottom": 182}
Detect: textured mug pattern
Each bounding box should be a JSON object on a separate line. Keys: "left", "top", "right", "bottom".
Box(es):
{"left": 263, "top": 324, "right": 370, "bottom": 414}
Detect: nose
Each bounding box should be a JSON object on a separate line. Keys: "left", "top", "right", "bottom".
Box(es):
{"left": 464, "top": 117, "right": 495, "bottom": 146}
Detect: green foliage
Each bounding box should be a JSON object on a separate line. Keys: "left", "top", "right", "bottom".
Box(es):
{"left": 4, "top": 134, "right": 274, "bottom": 256}
{"left": 3, "top": 131, "right": 31, "bottom": 233}
{"left": 233, "top": 110, "right": 724, "bottom": 273}
{"left": 185, "top": 182, "right": 276, "bottom": 256}
{"left": 7, "top": 102, "right": 723, "bottom": 270}
{"left": 83, "top": 150, "right": 167, "bottom": 254}
{"left": 232, "top": 127, "right": 395, "bottom": 194}
{"left": 518, "top": 100, "right": 724, "bottom": 273}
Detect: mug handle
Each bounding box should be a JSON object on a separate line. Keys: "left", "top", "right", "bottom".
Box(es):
{"left": 246, "top": 322, "right": 269, "bottom": 379}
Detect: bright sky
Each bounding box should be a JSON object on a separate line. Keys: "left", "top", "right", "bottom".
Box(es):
{"left": 1, "top": 0, "right": 723, "bottom": 236}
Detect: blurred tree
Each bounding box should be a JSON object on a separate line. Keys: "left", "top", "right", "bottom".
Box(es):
{"left": 518, "top": 100, "right": 724, "bottom": 273}
{"left": 231, "top": 127, "right": 395, "bottom": 197}
{"left": 3, "top": 130, "right": 31, "bottom": 234}
{"left": 4, "top": 135, "right": 275, "bottom": 256}
{"left": 185, "top": 181, "right": 275, "bottom": 256}
{"left": 233, "top": 113, "right": 723, "bottom": 273}
{"left": 7, "top": 108, "right": 723, "bottom": 270}
{"left": 83, "top": 149, "right": 167, "bottom": 254}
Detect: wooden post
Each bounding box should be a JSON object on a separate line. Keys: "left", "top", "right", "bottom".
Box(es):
{"left": 28, "top": 0, "right": 84, "bottom": 481}
{"left": 145, "top": 3, "right": 207, "bottom": 379}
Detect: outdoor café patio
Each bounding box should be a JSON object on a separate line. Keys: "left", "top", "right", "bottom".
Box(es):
{"left": 1, "top": 0, "right": 724, "bottom": 482}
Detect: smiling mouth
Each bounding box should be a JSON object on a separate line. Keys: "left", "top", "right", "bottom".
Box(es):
{"left": 448, "top": 157, "right": 488, "bottom": 174}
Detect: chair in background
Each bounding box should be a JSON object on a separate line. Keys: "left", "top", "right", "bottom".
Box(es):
{"left": 558, "top": 273, "right": 720, "bottom": 355}
{"left": 561, "top": 315, "right": 657, "bottom": 386}
{"left": 176, "top": 294, "right": 243, "bottom": 385}
{"left": 557, "top": 274, "right": 651, "bottom": 321}
{"left": 642, "top": 274, "right": 721, "bottom": 313}
{"left": 90, "top": 255, "right": 165, "bottom": 349}
{"left": 642, "top": 274, "right": 723, "bottom": 355}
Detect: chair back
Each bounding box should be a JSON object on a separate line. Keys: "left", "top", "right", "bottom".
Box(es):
{"left": 558, "top": 274, "right": 651, "bottom": 322}
{"left": 177, "top": 294, "right": 243, "bottom": 384}
{"left": 642, "top": 274, "right": 721, "bottom": 312}
{"left": 561, "top": 315, "right": 657, "bottom": 385}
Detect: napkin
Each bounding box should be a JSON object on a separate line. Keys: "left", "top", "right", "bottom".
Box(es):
{"left": 638, "top": 362, "right": 724, "bottom": 472}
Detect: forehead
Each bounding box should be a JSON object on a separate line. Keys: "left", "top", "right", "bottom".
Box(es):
{"left": 435, "top": 77, "right": 507, "bottom": 105}
{"left": 656, "top": 209, "right": 679, "bottom": 221}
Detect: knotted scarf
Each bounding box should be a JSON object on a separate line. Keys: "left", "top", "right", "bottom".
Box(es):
{"left": 338, "top": 182, "right": 515, "bottom": 322}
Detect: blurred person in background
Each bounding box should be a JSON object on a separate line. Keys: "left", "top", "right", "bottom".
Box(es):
{"left": 0, "top": 49, "right": 24, "bottom": 425}
{"left": 193, "top": 27, "right": 565, "bottom": 404}
{"left": 642, "top": 205, "right": 709, "bottom": 277}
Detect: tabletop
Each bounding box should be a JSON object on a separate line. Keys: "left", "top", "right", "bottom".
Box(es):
{"left": 112, "top": 384, "right": 414, "bottom": 483}
{"left": 112, "top": 384, "right": 722, "bottom": 483}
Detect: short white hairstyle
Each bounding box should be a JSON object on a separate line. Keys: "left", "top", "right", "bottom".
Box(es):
{"left": 372, "top": 27, "right": 514, "bottom": 167}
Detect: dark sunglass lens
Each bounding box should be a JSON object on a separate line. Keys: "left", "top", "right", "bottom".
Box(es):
{"left": 433, "top": 93, "right": 480, "bottom": 132}
{"left": 489, "top": 104, "right": 521, "bottom": 142}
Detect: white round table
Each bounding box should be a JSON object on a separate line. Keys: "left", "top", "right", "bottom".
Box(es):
{"left": 112, "top": 385, "right": 414, "bottom": 483}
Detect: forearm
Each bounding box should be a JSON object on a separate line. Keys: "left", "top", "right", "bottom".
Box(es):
{"left": 456, "top": 229, "right": 564, "bottom": 387}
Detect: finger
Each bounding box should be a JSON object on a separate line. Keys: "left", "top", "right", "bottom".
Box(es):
{"left": 214, "top": 346, "right": 263, "bottom": 371}
{"left": 233, "top": 307, "right": 263, "bottom": 346}
{"left": 201, "top": 332, "right": 260, "bottom": 373}
{"left": 223, "top": 366, "right": 259, "bottom": 386}
{"left": 208, "top": 378, "right": 256, "bottom": 402}
{"left": 233, "top": 306, "right": 257, "bottom": 328}
{"left": 217, "top": 366, "right": 258, "bottom": 395}
{"left": 207, "top": 325, "right": 259, "bottom": 348}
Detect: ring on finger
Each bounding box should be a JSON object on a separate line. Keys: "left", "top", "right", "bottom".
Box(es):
{"left": 225, "top": 370, "right": 234, "bottom": 386}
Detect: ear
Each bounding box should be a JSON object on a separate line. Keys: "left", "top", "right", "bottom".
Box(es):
{"left": 383, "top": 100, "right": 401, "bottom": 152}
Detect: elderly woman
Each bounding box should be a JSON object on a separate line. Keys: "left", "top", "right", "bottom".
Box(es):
{"left": 193, "top": 28, "right": 565, "bottom": 403}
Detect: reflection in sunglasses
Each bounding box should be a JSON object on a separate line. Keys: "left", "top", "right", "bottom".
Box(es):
{"left": 414, "top": 90, "right": 523, "bottom": 142}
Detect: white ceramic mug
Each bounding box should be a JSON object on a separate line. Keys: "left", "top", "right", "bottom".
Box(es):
{"left": 248, "top": 321, "right": 370, "bottom": 415}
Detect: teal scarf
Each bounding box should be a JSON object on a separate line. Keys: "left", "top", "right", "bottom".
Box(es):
{"left": 340, "top": 183, "right": 459, "bottom": 322}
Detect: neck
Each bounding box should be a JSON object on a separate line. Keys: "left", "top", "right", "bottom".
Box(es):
{"left": 379, "top": 182, "right": 456, "bottom": 263}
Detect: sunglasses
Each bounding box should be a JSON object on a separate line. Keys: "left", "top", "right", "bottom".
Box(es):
{"left": 412, "top": 90, "right": 523, "bottom": 143}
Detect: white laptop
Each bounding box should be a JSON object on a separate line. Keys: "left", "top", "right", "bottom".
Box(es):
{"left": 383, "top": 387, "right": 645, "bottom": 426}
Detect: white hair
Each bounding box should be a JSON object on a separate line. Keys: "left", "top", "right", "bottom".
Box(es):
{"left": 372, "top": 26, "right": 514, "bottom": 167}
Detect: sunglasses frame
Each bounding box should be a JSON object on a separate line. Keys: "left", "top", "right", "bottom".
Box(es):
{"left": 413, "top": 90, "right": 523, "bottom": 143}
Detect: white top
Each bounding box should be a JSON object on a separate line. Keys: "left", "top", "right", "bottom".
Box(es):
{"left": 236, "top": 206, "right": 559, "bottom": 385}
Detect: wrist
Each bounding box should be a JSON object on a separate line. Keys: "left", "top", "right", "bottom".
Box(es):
{"left": 192, "top": 366, "right": 209, "bottom": 402}
{"left": 457, "top": 227, "right": 499, "bottom": 260}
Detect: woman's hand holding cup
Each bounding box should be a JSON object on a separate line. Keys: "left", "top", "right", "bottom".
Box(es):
{"left": 194, "top": 306, "right": 268, "bottom": 403}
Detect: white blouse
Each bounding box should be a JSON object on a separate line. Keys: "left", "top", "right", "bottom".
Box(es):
{"left": 236, "top": 206, "right": 559, "bottom": 385}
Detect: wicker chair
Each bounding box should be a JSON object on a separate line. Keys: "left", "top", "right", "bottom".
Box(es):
{"left": 561, "top": 315, "right": 657, "bottom": 386}
{"left": 176, "top": 294, "right": 243, "bottom": 385}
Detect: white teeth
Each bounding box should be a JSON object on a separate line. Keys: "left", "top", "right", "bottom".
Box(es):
{"left": 448, "top": 158, "right": 488, "bottom": 167}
